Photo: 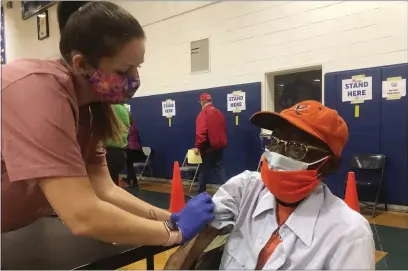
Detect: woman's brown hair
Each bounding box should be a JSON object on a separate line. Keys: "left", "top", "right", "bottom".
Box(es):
{"left": 57, "top": 1, "right": 145, "bottom": 142}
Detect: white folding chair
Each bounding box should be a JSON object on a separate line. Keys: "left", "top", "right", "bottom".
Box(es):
{"left": 179, "top": 152, "right": 200, "bottom": 197}
{"left": 257, "top": 152, "right": 267, "bottom": 172}
{"left": 133, "top": 147, "right": 153, "bottom": 183}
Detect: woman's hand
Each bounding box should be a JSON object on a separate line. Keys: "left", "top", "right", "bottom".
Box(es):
{"left": 171, "top": 192, "right": 214, "bottom": 243}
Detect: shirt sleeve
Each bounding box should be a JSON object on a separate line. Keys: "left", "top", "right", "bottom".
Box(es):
{"left": 2, "top": 74, "right": 88, "bottom": 182}
{"left": 211, "top": 172, "right": 249, "bottom": 230}
{"left": 327, "top": 237, "right": 375, "bottom": 269}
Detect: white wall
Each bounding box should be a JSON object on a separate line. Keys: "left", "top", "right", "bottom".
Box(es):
{"left": 4, "top": 1, "right": 407, "bottom": 101}
{"left": 140, "top": 1, "right": 408, "bottom": 98}
{"left": 3, "top": 1, "right": 215, "bottom": 61}
{"left": 4, "top": 3, "right": 60, "bottom": 61}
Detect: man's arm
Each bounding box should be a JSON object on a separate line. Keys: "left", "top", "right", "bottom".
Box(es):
{"left": 327, "top": 238, "right": 375, "bottom": 269}
{"left": 210, "top": 172, "right": 250, "bottom": 229}
{"left": 194, "top": 112, "right": 208, "bottom": 151}
{"left": 87, "top": 165, "right": 171, "bottom": 221}
{"left": 164, "top": 171, "right": 253, "bottom": 269}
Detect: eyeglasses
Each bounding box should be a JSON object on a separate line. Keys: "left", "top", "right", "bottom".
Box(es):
{"left": 262, "top": 135, "right": 330, "bottom": 161}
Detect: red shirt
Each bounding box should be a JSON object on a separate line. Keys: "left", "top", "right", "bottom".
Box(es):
{"left": 194, "top": 104, "right": 227, "bottom": 152}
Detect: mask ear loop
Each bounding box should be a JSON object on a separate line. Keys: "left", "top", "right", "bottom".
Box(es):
{"left": 315, "top": 156, "right": 331, "bottom": 179}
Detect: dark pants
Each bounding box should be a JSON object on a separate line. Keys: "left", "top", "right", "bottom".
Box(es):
{"left": 126, "top": 149, "right": 147, "bottom": 185}
{"left": 106, "top": 147, "right": 127, "bottom": 185}
{"left": 197, "top": 149, "right": 227, "bottom": 193}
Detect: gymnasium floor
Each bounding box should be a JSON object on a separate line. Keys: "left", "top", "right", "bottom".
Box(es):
{"left": 118, "top": 182, "right": 408, "bottom": 270}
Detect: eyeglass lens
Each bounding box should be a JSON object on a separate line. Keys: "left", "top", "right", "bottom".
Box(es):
{"left": 265, "top": 136, "right": 307, "bottom": 160}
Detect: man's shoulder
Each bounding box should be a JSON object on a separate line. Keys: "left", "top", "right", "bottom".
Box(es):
{"left": 213, "top": 106, "right": 225, "bottom": 115}
{"left": 216, "top": 170, "right": 266, "bottom": 200}
{"left": 318, "top": 187, "right": 373, "bottom": 241}
{"left": 225, "top": 170, "right": 263, "bottom": 187}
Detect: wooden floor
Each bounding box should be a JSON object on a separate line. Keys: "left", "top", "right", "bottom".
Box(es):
{"left": 119, "top": 247, "right": 178, "bottom": 270}
{"left": 117, "top": 181, "right": 408, "bottom": 270}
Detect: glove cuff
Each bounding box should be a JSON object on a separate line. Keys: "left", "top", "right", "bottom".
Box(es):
{"left": 170, "top": 213, "right": 179, "bottom": 222}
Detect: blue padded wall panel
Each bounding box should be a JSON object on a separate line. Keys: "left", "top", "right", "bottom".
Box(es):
{"left": 127, "top": 82, "right": 262, "bottom": 183}
{"left": 325, "top": 63, "right": 408, "bottom": 205}
{"left": 324, "top": 68, "right": 382, "bottom": 198}
{"left": 381, "top": 63, "right": 408, "bottom": 205}
{"left": 336, "top": 68, "right": 383, "bottom": 198}
{"left": 324, "top": 73, "right": 337, "bottom": 109}
{"left": 323, "top": 73, "right": 341, "bottom": 196}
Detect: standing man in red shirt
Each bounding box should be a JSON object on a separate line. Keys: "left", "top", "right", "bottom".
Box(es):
{"left": 193, "top": 93, "right": 228, "bottom": 193}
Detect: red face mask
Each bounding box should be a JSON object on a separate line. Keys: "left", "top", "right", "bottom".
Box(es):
{"left": 260, "top": 157, "right": 326, "bottom": 204}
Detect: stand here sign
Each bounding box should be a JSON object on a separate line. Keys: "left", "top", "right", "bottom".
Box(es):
{"left": 162, "top": 99, "right": 176, "bottom": 117}
{"left": 227, "top": 91, "right": 246, "bottom": 112}
{"left": 342, "top": 75, "right": 372, "bottom": 103}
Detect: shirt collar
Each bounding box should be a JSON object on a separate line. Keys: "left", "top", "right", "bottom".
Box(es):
{"left": 252, "top": 184, "right": 325, "bottom": 247}
{"left": 285, "top": 184, "right": 325, "bottom": 247}
{"left": 252, "top": 188, "right": 276, "bottom": 218}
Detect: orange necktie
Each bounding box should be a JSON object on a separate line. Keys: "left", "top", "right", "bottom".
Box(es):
{"left": 256, "top": 204, "right": 296, "bottom": 269}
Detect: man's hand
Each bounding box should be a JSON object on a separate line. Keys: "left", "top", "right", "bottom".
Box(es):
{"left": 193, "top": 148, "right": 200, "bottom": 155}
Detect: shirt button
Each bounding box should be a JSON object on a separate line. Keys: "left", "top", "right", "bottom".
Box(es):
{"left": 259, "top": 239, "right": 263, "bottom": 244}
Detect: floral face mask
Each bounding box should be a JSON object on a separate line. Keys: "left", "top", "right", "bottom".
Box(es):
{"left": 87, "top": 69, "right": 140, "bottom": 103}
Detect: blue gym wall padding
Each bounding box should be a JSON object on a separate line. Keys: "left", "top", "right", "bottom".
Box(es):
{"left": 126, "top": 64, "right": 407, "bottom": 205}
{"left": 325, "top": 63, "right": 408, "bottom": 205}
{"left": 381, "top": 64, "right": 408, "bottom": 205}
{"left": 127, "top": 82, "right": 262, "bottom": 184}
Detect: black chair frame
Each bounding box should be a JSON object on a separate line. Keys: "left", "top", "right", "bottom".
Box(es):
{"left": 348, "top": 154, "right": 387, "bottom": 217}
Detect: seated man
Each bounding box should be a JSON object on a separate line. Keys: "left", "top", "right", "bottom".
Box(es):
{"left": 165, "top": 101, "right": 374, "bottom": 270}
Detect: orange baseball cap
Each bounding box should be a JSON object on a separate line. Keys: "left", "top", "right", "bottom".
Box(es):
{"left": 250, "top": 101, "right": 348, "bottom": 157}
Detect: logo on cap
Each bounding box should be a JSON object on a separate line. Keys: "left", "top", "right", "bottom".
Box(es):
{"left": 294, "top": 104, "right": 310, "bottom": 111}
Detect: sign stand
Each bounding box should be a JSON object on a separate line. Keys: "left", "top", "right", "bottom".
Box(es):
{"left": 162, "top": 99, "right": 176, "bottom": 128}
{"left": 227, "top": 90, "right": 246, "bottom": 126}
{"left": 233, "top": 109, "right": 241, "bottom": 126}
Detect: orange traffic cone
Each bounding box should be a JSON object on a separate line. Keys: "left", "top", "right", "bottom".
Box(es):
{"left": 169, "top": 161, "right": 186, "bottom": 213}
{"left": 344, "top": 172, "right": 360, "bottom": 213}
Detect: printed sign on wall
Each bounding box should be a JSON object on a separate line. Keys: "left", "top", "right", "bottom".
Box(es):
{"left": 227, "top": 90, "right": 246, "bottom": 126}
{"left": 342, "top": 75, "right": 372, "bottom": 103}
{"left": 162, "top": 99, "right": 176, "bottom": 127}
{"left": 162, "top": 99, "right": 176, "bottom": 117}
{"left": 227, "top": 91, "right": 246, "bottom": 112}
{"left": 382, "top": 77, "right": 406, "bottom": 100}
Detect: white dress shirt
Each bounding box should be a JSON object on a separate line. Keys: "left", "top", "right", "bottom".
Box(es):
{"left": 211, "top": 171, "right": 375, "bottom": 270}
